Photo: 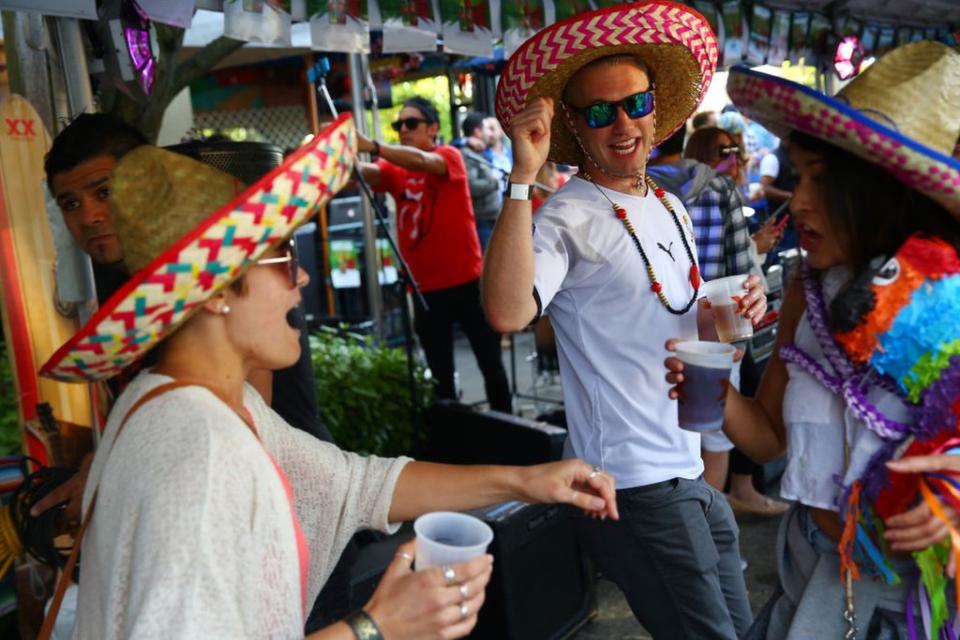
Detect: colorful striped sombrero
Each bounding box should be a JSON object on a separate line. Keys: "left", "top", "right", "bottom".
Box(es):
{"left": 41, "top": 114, "right": 357, "bottom": 382}
{"left": 728, "top": 40, "right": 960, "bottom": 219}
{"left": 495, "top": 1, "right": 718, "bottom": 166}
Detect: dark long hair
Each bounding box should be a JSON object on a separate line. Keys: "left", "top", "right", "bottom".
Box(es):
{"left": 789, "top": 131, "right": 960, "bottom": 331}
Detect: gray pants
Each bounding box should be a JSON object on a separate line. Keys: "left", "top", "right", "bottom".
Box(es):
{"left": 578, "top": 477, "right": 752, "bottom": 639}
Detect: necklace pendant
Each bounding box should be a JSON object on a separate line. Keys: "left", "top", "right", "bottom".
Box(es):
{"left": 613, "top": 204, "right": 627, "bottom": 220}
{"left": 689, "top": 265, "right": 701, "bottom": 289}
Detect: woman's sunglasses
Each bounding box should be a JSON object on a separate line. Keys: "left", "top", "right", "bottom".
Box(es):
{"left": 391, "top": 117, "right": 429, "bottom": 132}
{"left": 256, "top": 240, "right": 300, "bottom": 288}
{"left": 567, "top": 90, "right": 655, "bottom": 129}
{"left": 718, "top": 145, "right": 741, "bottom": 158}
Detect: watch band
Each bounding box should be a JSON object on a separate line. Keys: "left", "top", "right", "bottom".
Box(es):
{"left": 507, "top": 182, "right": 534, "bottom": 200}
{"left": 371, "top": 140, "right": 381, "bottom": 158}
{"left": 345, "top": 609, "right": 384, "bottom": 640}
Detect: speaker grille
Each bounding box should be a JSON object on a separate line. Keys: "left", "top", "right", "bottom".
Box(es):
{"left": 164, "top": 140, "right": 283, "bottom": 184}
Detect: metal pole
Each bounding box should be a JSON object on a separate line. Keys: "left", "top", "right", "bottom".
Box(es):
{"left": 51, "top": 18, "right": 95, "bottom": 116}
{"left": 349, "top": 52, "right": 384, "bottom": 340}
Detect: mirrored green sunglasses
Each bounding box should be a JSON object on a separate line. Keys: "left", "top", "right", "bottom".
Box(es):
{"left": 568, "top": 90, "right": 655, "bottom": 129}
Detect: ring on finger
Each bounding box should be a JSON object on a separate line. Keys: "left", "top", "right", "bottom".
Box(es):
{"left": 399, "top": 552, "right": 413, "bottom": 563}
{"left": 459, "top": 584, "right": 469, "bottom": 600}
{"left": 459, "top": 603, "right": 469, "bottom": 620}
{"left": 442, "top": 565, "right": 456, "bottom": 586}
{"left": 589, "top": 465, "right": 601, "bottom": 480}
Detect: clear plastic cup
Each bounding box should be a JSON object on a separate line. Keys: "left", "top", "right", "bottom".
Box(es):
{"left": 413, "top": 511, "right": 494, "bottom": 569}
{"left": 702, "top": 276, "right": 754, "bottom": 343}
{"left": 675, "top": 340, "right": 736, "bottom": 433}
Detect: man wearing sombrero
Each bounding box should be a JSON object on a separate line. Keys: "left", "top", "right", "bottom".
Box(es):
{"left": 482, "top": 2, "right": 765, "bottom": 636}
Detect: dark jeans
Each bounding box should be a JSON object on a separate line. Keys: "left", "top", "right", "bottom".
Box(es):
{"left": 414, "top": 279, "right": 512, "bottom": 413}
{"left": 578, "top": 477, "right": 752, "bottom": 639}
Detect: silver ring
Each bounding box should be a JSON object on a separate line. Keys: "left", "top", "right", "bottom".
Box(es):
{"left": 399, "top": 552, "right": 413, "bottom": 563}
{"left": 442, "top": 565, "right": 456, "bottom": 586}
{"left": 459, "top": 584, "right": 469, "bottom": 600}
{"left": 459, "top": 603, "right": 469, "bottom": 620}
{"left": 589, "top": 465, "right": 601, "bottom": 479}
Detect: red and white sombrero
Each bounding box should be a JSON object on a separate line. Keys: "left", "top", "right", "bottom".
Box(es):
{"left": 495, "top": 1, "right": 718, "bottom": 166}
{"left": 728, "top": 40, "right": 960, "bottom": 219}
{"left": 41, "top": 114, "right": 357, "bottom": 382}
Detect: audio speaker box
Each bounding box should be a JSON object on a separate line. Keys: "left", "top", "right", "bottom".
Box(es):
{"left": 421, "top": 401, "right": 566, "bottom": 465}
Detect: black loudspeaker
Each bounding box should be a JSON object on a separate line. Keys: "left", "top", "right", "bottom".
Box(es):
{"left": 293, "top": 222, "right": 322, "bottom": 325}
{"left": 163, "top": 140, "right": 284, "bottom": 185}
{"left": 468, "top": 502, "right": 595, "bottom": 639}
{"left": 421, "top": 401, "right": 566, "bottom": 465}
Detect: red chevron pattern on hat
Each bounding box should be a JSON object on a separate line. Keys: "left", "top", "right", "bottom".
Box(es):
{"left": 41, "top": 114, "right": 357, "bottom": 382}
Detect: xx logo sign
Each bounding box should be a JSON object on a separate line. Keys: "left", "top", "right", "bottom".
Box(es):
{"left": 6, "top": 118, "right": 36, "bottom": 138}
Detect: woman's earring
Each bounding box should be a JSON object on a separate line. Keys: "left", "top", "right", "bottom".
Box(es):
{"left": 220, "top": 304, "right": 231, "bottom": 316}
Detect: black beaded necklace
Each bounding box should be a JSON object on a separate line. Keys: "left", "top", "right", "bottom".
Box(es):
{"left": 585, "top": 173, "right": 701, "bottom": 315}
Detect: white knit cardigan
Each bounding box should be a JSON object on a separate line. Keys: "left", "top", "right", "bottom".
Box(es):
{"left": 73, "top": 372, "right": 410, "bottom": 639}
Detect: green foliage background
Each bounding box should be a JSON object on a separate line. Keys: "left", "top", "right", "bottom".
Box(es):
{"left": 310, "top": 327, "right": 433, "bottom": 456}
{"left": 0, "top": 344, "right": 22, "bottom": 455}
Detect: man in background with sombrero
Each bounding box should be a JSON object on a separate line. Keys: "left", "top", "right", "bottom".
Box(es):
{"left": 482, "top": 2, "right": 766, "bottom": 637}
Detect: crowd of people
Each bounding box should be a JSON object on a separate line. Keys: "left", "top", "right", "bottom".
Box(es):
{"left": 20, "top": 1, "right": 960, "bottom": 639}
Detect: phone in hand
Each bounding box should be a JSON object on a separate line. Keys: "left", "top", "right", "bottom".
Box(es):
{"left": 773, "top": 212, "right": 791, "bottom": 233}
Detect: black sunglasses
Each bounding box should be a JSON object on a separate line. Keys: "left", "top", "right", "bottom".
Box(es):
{"left": 567, "top": 90, "right": 655, "bottom": 129}
{"left": 718, "top": 145, "right": 741, "bottom": 158}
{"left": 256, "top": 239, "right": 300, "bottom": 288}
{"left": 391, "top": 117, "right": 429, "bottom": 132}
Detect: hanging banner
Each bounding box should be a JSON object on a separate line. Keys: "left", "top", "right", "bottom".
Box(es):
{"left": 788, "top": 11, "right": 810, "bottom": 63}
{"left": 861, "top": 24, "right": 879, "bottom": 55}
{"left": 0, "top": 0, "right": 96, "bottom": 19}
{"left": 691, "top": 1, "right": 721, "bottom": 40}
{"left": 440, "top": 0, "right": 493, "bottom": 57}
{"left": 330, "top": 239, "right": 361, "bottom": 288}
{"left": 376, "top": 239, "right": 399, "bottom": 285}
{"left": 720, "top": 1, "right": 745, "bottom": 66}
{"left": 223, "top": 0, "right": 293, "bottom": 46}
{"left": 876, "top": 27, "right": 896, "bottom": 55}
{"left": 137, "top": 0, "right": 197, "bottom": 28}
{"left": 551, "top": 0, "right": 592, "bottom": 23}
{"left": 307, "top": 0, "right": 371, "bottom": 53}
{"left": 746, "top": 4, "right": 771, "bottom": 66}
{"left": 767, "top": 9, "right": 790, "bottom": 66}
{"left": 502, "top": 0, "right": 545, "bottom": 57}
{"left": 807, "top": 13, "right": 830, "bottom": 56}
{"left": 381, "top": 0, "right": 439, "bottom": 53}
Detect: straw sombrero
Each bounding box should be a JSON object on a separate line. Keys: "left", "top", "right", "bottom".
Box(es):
{"left": 728, "top": 40, "right": 960, "bottom": 218}
{"left": 495, "top": 1, "right": 718, "bottom": 166}
{"left": 41, "top": 114, "right": 357, "bottom": 382}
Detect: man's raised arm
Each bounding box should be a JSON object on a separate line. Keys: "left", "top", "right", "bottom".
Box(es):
{"left": 356, "top": 132, "right": 447, "bottom": 188}
{"left": 481, "top": 98, "right": 554, "bottom": 333}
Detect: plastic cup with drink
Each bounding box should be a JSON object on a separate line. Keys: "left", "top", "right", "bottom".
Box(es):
{"left": 413, "top": 511, "right": 494, "bottom": 569}
{"left": 674, "top": 340, "right": 736, "bottom": 433}
{"left": 701, "top": 276, "right": 754, "bottom": 343}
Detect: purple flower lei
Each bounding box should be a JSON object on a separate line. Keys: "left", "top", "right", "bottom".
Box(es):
{"left": 779, "top": 264, "right": 914, "bottom": 441}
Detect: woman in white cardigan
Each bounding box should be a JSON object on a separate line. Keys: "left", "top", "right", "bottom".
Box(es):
{"left": 41, "top": 123, "right": 617, "bottom": 640}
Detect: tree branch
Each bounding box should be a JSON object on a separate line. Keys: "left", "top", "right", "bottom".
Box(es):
{"left": 173, "top": 35, "right": 246, "bottom": 95}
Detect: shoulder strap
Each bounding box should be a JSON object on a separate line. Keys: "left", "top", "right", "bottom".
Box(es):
{"left": 38, "top": 380, "right": 197, "bottom": 640}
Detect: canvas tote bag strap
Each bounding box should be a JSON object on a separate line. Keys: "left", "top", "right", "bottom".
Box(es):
{"left": 38, "top": 380, "right": 197, "bottom": 640}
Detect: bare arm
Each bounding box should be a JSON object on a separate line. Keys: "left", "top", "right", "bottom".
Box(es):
{"left": 388, "top": 458, "right": 619, "bottom": 523}
{"left": 722, "top": 276, "right": 803, "bottom": 462}
{"left": 760, "top": 175, "right": 792, "bottom": 203}
{"left": 358, "top": 131, "right": 447, "bottom": 177}
{"left": 481, "top": 98, "right": 554, "bottom": 333}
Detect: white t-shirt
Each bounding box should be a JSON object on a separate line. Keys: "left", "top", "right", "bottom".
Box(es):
{"left": 759, "top": 153, "right": 779, "bottom": 179}
{"left": 533, "top": 176, "right": 703, "bottom": 489}
{"left": 75, "top": 372, "right": 410, "bottom": 639}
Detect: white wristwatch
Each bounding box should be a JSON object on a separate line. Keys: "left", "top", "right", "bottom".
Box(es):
{"left": 507, "top": 182, "right": 534, "bottom": 201}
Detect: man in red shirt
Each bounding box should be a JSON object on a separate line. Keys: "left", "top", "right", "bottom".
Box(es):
{"left": 358, "top": 97, "right": 511, "bottom": 412}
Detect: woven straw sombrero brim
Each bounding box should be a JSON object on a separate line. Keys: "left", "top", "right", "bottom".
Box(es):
{"left": 495, "top": 1, "right": 718, "bottom": 166}
{"left": 728, "top": 67, "right": 960, "bottom": 219}
{"left": 40, "top": 114, "right": 357, "bottom": 382}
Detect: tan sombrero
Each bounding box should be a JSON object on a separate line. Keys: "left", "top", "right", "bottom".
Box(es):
{"left": 41, "top": 114, "right": 357, "bottom": 382}
{"left": 495, "top": 1, "right": 718, "bottom": 166}
{"left": 728, "top": 40, "right": 960, "bottom": 219}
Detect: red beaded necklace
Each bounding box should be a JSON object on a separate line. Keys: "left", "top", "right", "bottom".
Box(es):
{"left": 585, "top": 173, "right": 701, "bottom": 315}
